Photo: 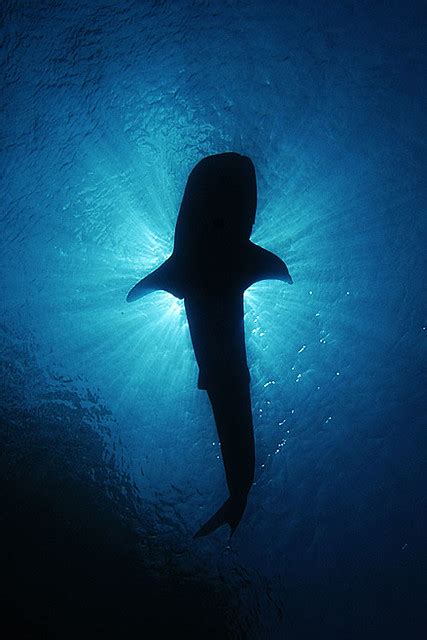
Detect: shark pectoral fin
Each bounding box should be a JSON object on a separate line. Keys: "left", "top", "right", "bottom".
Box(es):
{"left": 246, "top": 243, "right": 293, "bottom": 288}
{"left": 126, "top": 257, "right": 185, "bottom": 302}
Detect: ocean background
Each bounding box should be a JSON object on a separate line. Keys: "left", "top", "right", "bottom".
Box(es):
{"left": 1, "top": 1, "right": 425, "bottom": 637}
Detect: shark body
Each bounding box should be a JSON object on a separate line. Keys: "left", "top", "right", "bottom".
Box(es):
{"left": 127, "top": 153, "right": 292, "bottom": 537}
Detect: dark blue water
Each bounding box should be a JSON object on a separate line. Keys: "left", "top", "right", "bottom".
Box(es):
{"left": 1, "top": 1, "right": 426, "bottom": 637}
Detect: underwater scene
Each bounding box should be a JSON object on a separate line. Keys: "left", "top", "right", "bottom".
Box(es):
{"left": 1, "top": 1, "right": 425, "bottom": 638}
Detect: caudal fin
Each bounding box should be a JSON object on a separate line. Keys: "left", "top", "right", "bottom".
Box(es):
{"left": 193, "top": 497, "right": 247, "bottom": 539}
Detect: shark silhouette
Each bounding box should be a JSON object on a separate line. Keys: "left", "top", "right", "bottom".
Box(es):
{"left": 127, "top": 152, "right": 292, "bottom": 538}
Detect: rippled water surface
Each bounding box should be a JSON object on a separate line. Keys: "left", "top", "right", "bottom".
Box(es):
{"left": 1, "top": 1, "right": 425, "bottom": 637}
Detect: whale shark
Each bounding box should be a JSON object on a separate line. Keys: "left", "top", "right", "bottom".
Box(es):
{"left": 127, "top": 152, "right": 292, "bottom": 537}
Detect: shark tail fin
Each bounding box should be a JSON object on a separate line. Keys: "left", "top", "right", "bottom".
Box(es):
{"left": 193, "top": 496, "right": 247, "bottom": 539}
{"left": 126, "top": 256, "right": 185, "bottom": 302}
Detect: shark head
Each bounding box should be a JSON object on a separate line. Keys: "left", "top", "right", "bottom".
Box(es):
{"left": 173, "top": 153, "right": 257, "bottom": 256}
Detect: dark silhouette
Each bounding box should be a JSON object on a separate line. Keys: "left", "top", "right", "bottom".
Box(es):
{"left": 127, "top": 153, "right": 292, "bottom": 537}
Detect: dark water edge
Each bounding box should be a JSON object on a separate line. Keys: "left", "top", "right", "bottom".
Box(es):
{"left": 0, "top": 326, "right": 285, "bottom": 639}
{"left": 1, "top": 407, "right": 425, "bottom": 639}
{"left": 0, "top": 408, "right": 242, "bottom": 639}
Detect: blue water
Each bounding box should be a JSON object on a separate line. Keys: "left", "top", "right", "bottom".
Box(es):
{"left": 1, "top": 1, "right": 426, "bottom": 637}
